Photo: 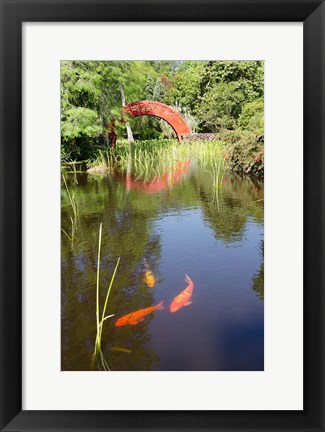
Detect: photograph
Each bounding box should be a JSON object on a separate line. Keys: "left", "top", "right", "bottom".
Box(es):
{"left": 1, "top": 0, "right": 325, "bottom": 427}
{"left": 61, "top": 60, "right": 265, "bottom": 372}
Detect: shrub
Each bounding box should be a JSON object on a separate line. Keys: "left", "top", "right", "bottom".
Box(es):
{"left": 61, "top": 137, "right": 97, "bottom": 162}
{"left": 61, "top": 107, "right": 103, "bottom": 162}
{"left": 221, "top": 129, "right": 264, "bottom": 176}
{"left": 238, "top": 98, "right": 264, "bottom": 136}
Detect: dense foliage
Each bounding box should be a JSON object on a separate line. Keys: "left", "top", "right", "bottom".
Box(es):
{"left": 222, "top": 130, "right": 264, "bottom": 176}
{"left": 61, "top": 60, "right": 264, "bottom": 175}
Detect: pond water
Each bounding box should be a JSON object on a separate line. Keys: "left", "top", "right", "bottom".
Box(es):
{"left": 61, "top": 159, "right": 264, "bottom": 371}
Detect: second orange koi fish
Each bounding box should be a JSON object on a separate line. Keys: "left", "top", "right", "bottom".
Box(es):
{"left": 170, "top": 274, "right": 194, "bottom": 313}
{"left": 144, "top": 270, "right": 155, "bottom": 288}
{"left": 115, "top": 301, "right": 164, "bottom": 327}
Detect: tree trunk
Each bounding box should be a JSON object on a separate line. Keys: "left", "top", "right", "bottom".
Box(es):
{"left": 120, "top": 86, "right": 134, "bottom": 143}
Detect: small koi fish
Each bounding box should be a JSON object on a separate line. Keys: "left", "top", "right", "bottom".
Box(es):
{"left": 115, "top": 301, "right": 164, "bottom": 327}
{"left": 144, "top": 270, "right": 155, "bottom": 288}
{"left": 143, "top": 258, "right": 156, "bottom": 287}
{"left": 109, "top": 347, "right": 132, "bottom": 354}
{"left": 170, "top": 274, "right": 194, "bottom": 313}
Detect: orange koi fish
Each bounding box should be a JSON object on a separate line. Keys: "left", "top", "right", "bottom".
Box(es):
{"left": 115, "top": 301, "right": 164, "bottom": 327}
{"left": 143, "top": 258, "right": 156, "bottom": 288}
{"left": 144, "top": 270, "right": 155, "bottom": 288}
{"left": 170, "top": 274, "right": 194, "bottom": 313}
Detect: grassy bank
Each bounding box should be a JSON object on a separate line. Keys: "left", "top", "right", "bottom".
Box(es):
{"left": 85, "top": 134, "right": 263, "bottom": 177}
{"left": 62, "top": 134, "right": 264, "bottom": 178}
{"left": 87, "top": 138, "right": 226, "bottom": 174}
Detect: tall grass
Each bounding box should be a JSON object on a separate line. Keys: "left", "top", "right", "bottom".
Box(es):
{"left": 92, "top": 222, "right": 120, "bottom": 368}
{"left": 205, "top": 159, "right": 225, "bottom": 190}
{"left": 204, "top": 160, "right": 225, "bottom": 208}
{"left": 62, "top": 174, "right": 78, "bottom": 219}
{"left": 89, "top": 138, "right": 227, "bottom": 179}
{"left": 61, "top": 217, "right": 75, "bottom": 244}
{"left": 61, "top": 174, "right": 79, "bottom": 247}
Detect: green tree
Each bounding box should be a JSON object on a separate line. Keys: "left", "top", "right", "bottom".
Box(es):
{"left": 200, "top": 60, "right": 264, "bottom": 101}
{"left": 166, "top": 61, "right": 206, "bottom": 111}
{"left": 61, "top": 61, "right": 105, "bottom": 160}
{"left": 196, "top": 82, "right": 245, "bottom": 131}
{"left": 145, "top": 76, "right": 156, "bottom": 99}
{"left": 153, "top": 79, "right": 166, "bottom": 103}
{"left": 238, "top": 98, "right": 264, "bottom": 135}
{"left": 165, "top": 60, "right": 264, "bottom": 134}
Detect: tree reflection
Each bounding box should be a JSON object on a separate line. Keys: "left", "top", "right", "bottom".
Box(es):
{"left": 197, "top": 169, "right": 264, "bottom": 243}
{"left": 252, "top": 240, "right": 264, "bottom": 300}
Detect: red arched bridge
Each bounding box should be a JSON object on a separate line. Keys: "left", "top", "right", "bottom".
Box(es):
{"left": 106, "top": 100, "right": 191, "bottom": 145}
{"left": 124, "top": 100, "right": 190, "bottom": 141}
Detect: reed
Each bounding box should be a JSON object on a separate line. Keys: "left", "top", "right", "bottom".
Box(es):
{"left": 89, "top": 138, "right": 227, "bottom": 181}
{"left": 62, "top": 174, "right": 79, "bottom": 248}
{"left": 61, "top": 217, "right": 77, "bottom": 248}
{"left": 92, "top": 222, "right": 120, "bottom": 366}
{"left": 62, "top": 174, "right": 78, "bottom": 219}
{"left": 61, "top": 161, "right": 84, "bottom": 181}
{"left": 206, "top": 160, "right": 225, "bottom": 190}
{"left": 61, "top": 228, "right": 72, "bottom": 242}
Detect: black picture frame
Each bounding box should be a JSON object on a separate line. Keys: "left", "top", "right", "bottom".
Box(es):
{"left": 0, "top": 0, "right": 324, "bottom": 431}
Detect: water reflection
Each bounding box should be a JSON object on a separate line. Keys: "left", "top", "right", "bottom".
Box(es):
{"left": 252, "top": 240, "right": 264, "bottom": 300}
{"left": 61, "top": 159, "right": 264, "bottom": 371}
{"left": 114, "top": 160, "right": 191, "bottom": 194}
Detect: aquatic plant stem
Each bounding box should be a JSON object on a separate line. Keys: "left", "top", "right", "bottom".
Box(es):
{"left": 96, "top": 222, "right": 102, "bottom": 346}
{"left": 92, "top": 222, "right": 120, "bottom": 366}
{"left": 70, "top": 217, "right": 75, "bottom": 245}
{"left": 61, "top": 228, "right": 72, "bottom": 242}
{"left": 62, "top": 174, "right": 77, "bottom": 218}
{"left": 98, "top": 257, "right": 120, "bottom": 344}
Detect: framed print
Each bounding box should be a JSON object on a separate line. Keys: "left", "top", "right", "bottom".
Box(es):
{"left": 0, "top": 0, "right": 324, "bottom": 431}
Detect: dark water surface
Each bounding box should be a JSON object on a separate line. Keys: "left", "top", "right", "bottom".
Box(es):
{"left": 61, "top": 160, "right": 264, "bottom": 371}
